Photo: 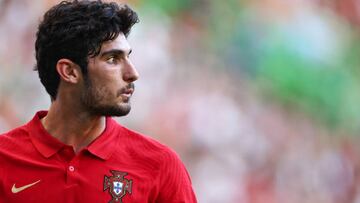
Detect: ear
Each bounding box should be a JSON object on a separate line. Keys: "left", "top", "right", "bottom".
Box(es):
{"left": 56, "top": 59, "right": 82, "bottom": 84}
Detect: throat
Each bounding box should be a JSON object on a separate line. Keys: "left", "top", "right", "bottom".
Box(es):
{"left": 41, "top": 112, "right": 106, "bottom": 153}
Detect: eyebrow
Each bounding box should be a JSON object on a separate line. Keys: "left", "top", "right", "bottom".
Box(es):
{"left": 100, "top": 49, "right": 132, "bottom": 57}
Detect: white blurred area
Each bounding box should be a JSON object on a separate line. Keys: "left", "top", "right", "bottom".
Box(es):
{"left": 1, "top": 0, "right": 360, "bottom": 203}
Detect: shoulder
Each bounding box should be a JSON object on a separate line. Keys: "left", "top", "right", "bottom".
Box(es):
{"left": 117, "top": 125, "right": 178, "bottom": 159}
{"left": 121, "top": 125, "right": 199, "bottom": 202}
{"left": 112, "top": 123, "right": 184, "bottom": 169}
{"left": 117, "top": 125, "right": 188, "bottom": 173}
{"left": 0, "top": 125, "right": 31, "bottom": 175}
{"left": 121, "top": 126, "right": 167, "bottom": 149}
{"left": 0, "top": 125, "right": 30, "bottom": 150}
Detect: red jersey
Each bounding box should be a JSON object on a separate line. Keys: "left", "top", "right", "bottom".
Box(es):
{"left": 0, "top": 111, "right": 197, "bottom": 203}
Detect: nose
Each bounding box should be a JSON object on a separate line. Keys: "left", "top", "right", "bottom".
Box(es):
{"left": 123, "top": 59, "right": 139, "bottom": 83}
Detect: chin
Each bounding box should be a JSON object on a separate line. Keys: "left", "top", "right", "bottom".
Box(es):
{"left": 88, "top": 103, "right": 131, "bottom": 117}
{"left": 113, "top": 105, "right": 132, "bottom": 117}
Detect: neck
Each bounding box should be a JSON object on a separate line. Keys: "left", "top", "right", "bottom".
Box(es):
{"left": 41, "top": 100, "right": 106, "bottom": 153}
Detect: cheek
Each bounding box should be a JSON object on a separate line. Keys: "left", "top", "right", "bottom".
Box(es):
{"left": 97, "top": 80, "right": 121, "bottom": 99}
{"left": 101, "top": 69, "right": 122, "bottom": 84}
{"left": 90, "top": 71, "right": 120, "bottom": 88}
{"left": 87, "top": 68, "right": 123, "bottom": 96}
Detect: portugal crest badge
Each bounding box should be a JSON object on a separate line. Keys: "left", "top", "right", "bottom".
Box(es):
{"left": 103, "top": 170, "right": 133, "bottom": 203}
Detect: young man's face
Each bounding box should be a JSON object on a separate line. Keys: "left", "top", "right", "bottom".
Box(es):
{"left": 80, "top": 32, "right": 139, "bottom": 117}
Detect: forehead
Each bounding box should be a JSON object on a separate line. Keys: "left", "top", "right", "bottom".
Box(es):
{"left": 99, "top": 32, "right": 131, "bottom": 53}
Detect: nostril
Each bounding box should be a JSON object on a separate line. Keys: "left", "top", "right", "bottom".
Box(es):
{"left": 133, "top": 69, "right": 139, "bottom": 81}
{"left": 123, "top": 69, "right": 139, "bottom": 82}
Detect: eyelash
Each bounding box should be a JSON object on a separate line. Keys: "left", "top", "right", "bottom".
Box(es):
{"left": 106, "top": 54, "right": 130, "bottom": 64}
{"left": 107, "top": 56, "right": 118, "bottom": 64}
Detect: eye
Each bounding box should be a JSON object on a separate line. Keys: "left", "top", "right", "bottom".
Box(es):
{"left": 106, "top": 56, "right": 117, "bottom": 64}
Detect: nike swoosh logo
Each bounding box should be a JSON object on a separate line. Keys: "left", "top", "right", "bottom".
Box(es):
{"left": 11, "top": 180, "right": 41, "bottom": 193}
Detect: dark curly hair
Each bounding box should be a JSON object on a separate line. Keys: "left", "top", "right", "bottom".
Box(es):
{"left": 34, "top": 0, "right": 139, "bottom": 100}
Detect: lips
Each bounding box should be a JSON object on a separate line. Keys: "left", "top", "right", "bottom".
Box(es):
{"left": 118, "top": 83, "right": 135, "bottom": 98}
{"left": 123, "top": 88, "right": 134, "bottom": 95}
{"left": 121, "top": 88, "right": 134, "bottom": 98}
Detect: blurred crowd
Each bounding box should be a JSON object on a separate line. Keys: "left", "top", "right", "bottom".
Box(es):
{"left": 1, "top": 0, "right": 360, "bottom": 202}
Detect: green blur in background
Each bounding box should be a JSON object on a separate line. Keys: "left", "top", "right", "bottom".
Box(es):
{"left": 137, "top": 0, "right": 360, "bottom": 135}
{"left": 1, "top": 0, "right": 360, "bottom": 203}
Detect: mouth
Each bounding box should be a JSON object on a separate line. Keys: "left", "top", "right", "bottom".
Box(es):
{"left": 118, "top": 83, "right": 135, "bottom": 99}
{"left": 117, "top": 83, "right": 135, "bottom": 100}
{"left": 120, "top": 88, "right": 134, "bottom": 98}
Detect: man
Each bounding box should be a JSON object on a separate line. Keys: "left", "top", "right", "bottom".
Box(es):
{"left": 0, "top": 1, "right": 197, "bottom": 202}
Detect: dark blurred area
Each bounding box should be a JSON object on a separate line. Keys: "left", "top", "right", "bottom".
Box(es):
{"left": 1, "top": 0, "right": 360, "bottom": 202}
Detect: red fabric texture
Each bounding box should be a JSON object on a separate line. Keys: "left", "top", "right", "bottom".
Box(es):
{"left": 0, "top": 111, "right": 197, "bottom": 203}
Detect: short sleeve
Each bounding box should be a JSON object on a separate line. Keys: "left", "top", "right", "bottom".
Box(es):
{"left": 156, "top": 148, "right": 197, "bottom": 203}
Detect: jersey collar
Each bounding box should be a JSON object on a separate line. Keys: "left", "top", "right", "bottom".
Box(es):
{"left": 27, "top": 111, "right": 119, "bottom": 160}
{"left": 87, "top": 117, "right": 118, "bottom": 160}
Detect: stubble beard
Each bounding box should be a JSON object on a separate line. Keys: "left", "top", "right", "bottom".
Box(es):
{"left": 80, "top": 78, "right": 132, "bottom": 117}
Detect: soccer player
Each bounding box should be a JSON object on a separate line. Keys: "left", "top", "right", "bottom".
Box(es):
{"left": 0, "top": 1, "right": 197, "bottom": 202}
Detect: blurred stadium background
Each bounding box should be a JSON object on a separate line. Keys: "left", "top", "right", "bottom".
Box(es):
{"left": 1, "top": 0, "right": 360, "bottom": 202}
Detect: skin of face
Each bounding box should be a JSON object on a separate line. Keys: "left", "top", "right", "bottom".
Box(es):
{"left": 80, "top": 32, "right": 139, "bottom": 117}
